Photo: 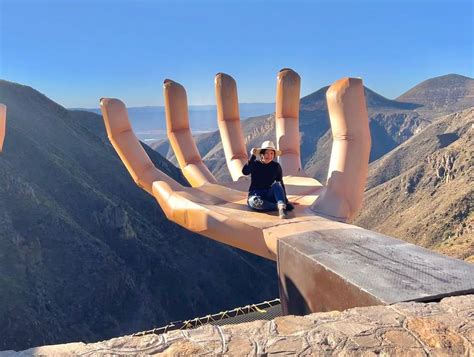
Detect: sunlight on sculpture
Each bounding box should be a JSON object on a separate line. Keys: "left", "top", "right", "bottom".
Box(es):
{"left": 100, "top": 69, "right": 371, "bottom": 261}
{"left": 0, "top": 104, "right": 6, "bottom": 152}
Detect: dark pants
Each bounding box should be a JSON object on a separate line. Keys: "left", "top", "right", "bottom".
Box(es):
{"left": 247, "top": 182, "right": 285, "bottom": 211}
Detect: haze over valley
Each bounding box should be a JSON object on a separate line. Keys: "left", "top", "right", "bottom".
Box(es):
{"left": 73, "top": 103, "right": 275, "bottom": 142}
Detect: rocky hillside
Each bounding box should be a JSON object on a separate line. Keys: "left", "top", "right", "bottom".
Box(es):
{"left": 0, "top": 80, "right": 278, "bottom": 351}
{"left": 355, "top": 108, "right": 473, "bottom": 261}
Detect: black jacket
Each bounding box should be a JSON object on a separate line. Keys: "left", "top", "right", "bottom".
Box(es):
{"left": 242, "top": 155, "right": 287, "bottom": 196}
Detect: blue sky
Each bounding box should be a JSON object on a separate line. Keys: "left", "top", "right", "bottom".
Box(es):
{"left": 1, "top": 0, "right": 472, "bottom": 107}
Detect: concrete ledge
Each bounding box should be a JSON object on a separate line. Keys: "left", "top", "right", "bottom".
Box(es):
{"left": 277, "top": 225, "right": 474, "bottom": 315}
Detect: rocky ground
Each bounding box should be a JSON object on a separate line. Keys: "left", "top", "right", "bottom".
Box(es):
{"left": 6, "top": 294, "right": 473, "bottom": 356}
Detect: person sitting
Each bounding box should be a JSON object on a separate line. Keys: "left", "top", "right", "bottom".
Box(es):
{"left": 242, "top": 141, "right": 293, "bottom": 219}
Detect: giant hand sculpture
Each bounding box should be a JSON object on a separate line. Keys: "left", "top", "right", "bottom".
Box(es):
{"left": 0, "top": 104, "right": 6, "bottom": 152}
{"left": 100, "top": 69, "right": 371, "bottom": 260}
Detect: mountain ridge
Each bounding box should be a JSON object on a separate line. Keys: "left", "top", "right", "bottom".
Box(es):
{"left": 396, "top": 74, "right": 474, "bottom": 114}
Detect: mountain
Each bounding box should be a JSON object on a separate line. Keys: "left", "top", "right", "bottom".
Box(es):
{"left": 0, "top": 80, "right": 278, "bottom": 351}
{"left": 301, "top": 86, "right": 421, "bottom": 111}
{"left": 303, "top": 87, "right": 428, "bottom": 180}
{"left": 397, "top": 74, "right": 474, "bottom": 115}
{"left": 302, "top": 75, "right": 474, "bottom": 180}
{"left": 155, "top": 85, "right": 429, "bottom": 182}
{"left": 153, "top": 74, "right": 472, "bottom": 184}
{"left": 355, "top": 108, "right": 473, "bottom": 261}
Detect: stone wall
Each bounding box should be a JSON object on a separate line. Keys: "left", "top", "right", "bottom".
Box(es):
{"left": 6, "top": 294, "right": 473, "bottom": 356}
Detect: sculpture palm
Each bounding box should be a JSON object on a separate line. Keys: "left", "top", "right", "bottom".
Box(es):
{"left": 100, "top": 69, "right": 370, "bottom": 260}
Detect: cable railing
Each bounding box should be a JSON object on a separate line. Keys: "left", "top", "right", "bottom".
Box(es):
{"left": 133, "top": 298, "right": 281, "bottom": 336}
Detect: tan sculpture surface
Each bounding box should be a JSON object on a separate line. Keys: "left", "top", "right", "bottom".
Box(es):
{"left": 0, "top": 104, "right": 6, "bottom": 152}
{"left": 100, "top": 69, "right": 371, "bottom": 260}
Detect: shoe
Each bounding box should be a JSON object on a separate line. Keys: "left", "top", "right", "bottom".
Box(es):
{"left": 250, "top": 196, "right": 264, "bottom": 209}
{"left": 278, "top": 203, "right": 288, "bottom": 219}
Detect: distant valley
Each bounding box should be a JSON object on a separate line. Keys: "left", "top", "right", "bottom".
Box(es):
{"left": 73, "top": 103, "right": 275, "bottom": 142}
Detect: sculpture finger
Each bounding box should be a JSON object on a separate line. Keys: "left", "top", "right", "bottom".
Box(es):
{"left": 215, "top": 73, "right": 248, "bottom": 181}
{"left": 311, "top": 77, "right": 371, "bottom": 221}
{"left": 275, "top": 68, "right": 302, "bottom": 176}
{"left": 163, "top": 79, "right": 217, "bottom": 187}
{"left": 100, "top": 98, "right": 182, "bottom": 195}
{"left": 0, "top": 104, "right": 6, "bottom": 152}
